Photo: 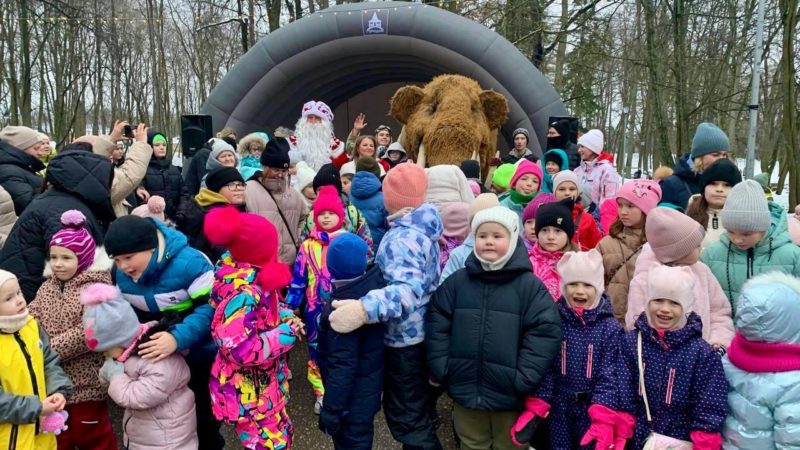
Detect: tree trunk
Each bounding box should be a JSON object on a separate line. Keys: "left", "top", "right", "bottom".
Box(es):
{"left": 779, "top": 0, "right": 799, "bottom": 206}
{"left": 671, "top": 0, "right": 690, "bottom": 153}
{"left": 640, "top": 0, "right": 673, "bottom": 166}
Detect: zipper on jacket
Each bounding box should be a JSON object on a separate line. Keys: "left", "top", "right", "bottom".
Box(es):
{"left": 13, "top": 333, "right": 41, "bottom": 435}
{"left": 476, "top": 284, "right": 489, "bottom": 406}
{"left": 746, "top": 248, "right": 754, "bottom": 279}
{"left": 7, "top": 424, "right": 18, "bottom": 450}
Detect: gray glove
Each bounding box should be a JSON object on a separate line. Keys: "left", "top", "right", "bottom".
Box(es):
{"left": 98, "top": 357, "right": 124, "bottom": 382}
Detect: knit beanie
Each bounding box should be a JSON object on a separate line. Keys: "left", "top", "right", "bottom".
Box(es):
{"left": 50, "top": 210, "right": 96, "bottom": 275}
{"left": 294, "top": 161, "right": 317, "bottom": 191}
{"left": 441, "top": 202, "right": 470, "bottom": 240}
{"left": 468, "top": 193, "right": 500, "bottom": 220}
{"left": 208, "top": 138, "right": 239, "bottom": 167}
{"left": 552, "top": 170, "right": 579, "bottom": 193}
{"left": 313, "top": 163, "right": 343, "bottom": 194}
{"left": 260, "top": 137, "right": 291, "bottom": 168}
{"left": 355, "top": 156, "right": 382, "bottom": 179}
{"left": 104, "top": 215, "right": 158, "bottom": 257}
{"left": 510, "top": 160, "right": 543, "bottom": 190}
{"left": 0, "top": 125, "right": 40, "bottom": 150}
{"left": 460, "top": 160, "right": 481, "bottom": 181}
{"left": 383, "top": 162, "right": 428, "bottom": 213}
{"left": 720, "top": 179, "right": 771, "bottom": 232}
{"left": 512, "top": 128, "right": 529, "bottom": 143}
{"left": 690, "top": 123, "right": 729, "bottom": 159}
{"left": 523, "top": 193, "right": 556, "bottom": 223}
{"left": 699, "top": 158, "right": 742, "bottom": 193}
{"left": 147, "top": 131, "right": 167, "bottom": 147}
{"left": 491, "top": 163, "right": 516, "bottom": 190}
{"left": 130, "top": 196, "right": 167, "bottom": 223}
{"left": 557, "top": 249, "right": 605, "bottom": 307}
{"left": 471, "top": 206, "right": 519, "bottom": 271}
{"left": 645, "top": 207, "right": 705, "bottom": 263}
{"left": 204, "top": 206, "right": 291, "bottom": 291}
{"left": 753, "top": 173, "right": 770, "bottom": 192}
{"left": 81, "top": 283, "right": 142, "bottom": 352}
{"left": 340, "top": 163, "right": 356, "bottom": 177}
{"left": 206, "top": 166, "right": 245, "bottom": 193}
{"left": 425, "top": 165, "right": 474, "bottom": 211}
{"left": 616, "top": 179, "right": 663, "bottom": 215}
{"left": 535, "top": 198, "right": 576, "bottom": 241}
{"left": 313, "top": 185, "right": 345, "bottom": 231}
{"left": 326, "top": 233, "right": 369, "bottom": 281}
{"left": 577, "top": 129, "right": 604, "bottom": 155}
{"left": 646, "top": 265, "right": 695, "bottom": 330}
{"left": 468, "top": 180, "right": 480, "bottom": 196}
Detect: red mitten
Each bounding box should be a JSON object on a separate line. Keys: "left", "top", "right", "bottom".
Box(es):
{"left": 509, "top": 397, "right": 550, "bottom": 447}
{"left": 690, "top": 430, "right": 722, "bottom": 450}
{"left": 613, "top": 411, "right": 636, "bottom": 449}
{"left": 580, "top": 404, "right": 616, "bottom": 449}
{"left": 489, "top": 157, "right": 502, "bottom": 167}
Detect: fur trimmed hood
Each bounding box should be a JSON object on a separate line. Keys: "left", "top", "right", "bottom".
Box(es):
{"left": 43, "top": 246, "right": 113, "bottom": 278}
{"left": 736, "top": 271, "right": 800, "bottom": 344}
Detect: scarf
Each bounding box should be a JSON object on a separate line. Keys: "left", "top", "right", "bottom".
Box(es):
{"left": 0, "top": 311, "right": 29, "bottom": 334}
{"left": 509, "top": 189, "right": 536, "bottom": 206}
{"left": 727, "top": 332, "right": 800, "bottom": 373}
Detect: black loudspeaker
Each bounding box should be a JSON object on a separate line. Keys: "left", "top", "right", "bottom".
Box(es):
{"left": 181, "top": 114, "right": 213, "bottom": 157}
{"left": 547, "top": 115, "right": 579, "bottom": 143}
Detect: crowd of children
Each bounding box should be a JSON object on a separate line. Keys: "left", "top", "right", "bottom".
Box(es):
{"left": 2, "top": 117, "right": 800, "bottom": 450}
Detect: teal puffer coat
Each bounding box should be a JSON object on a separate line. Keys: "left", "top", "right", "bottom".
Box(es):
{"left": 722, "top": 272, "right": 800, "bottom": 449}
{"left": 701, "top": 201, "right": 800, "bottom": 313}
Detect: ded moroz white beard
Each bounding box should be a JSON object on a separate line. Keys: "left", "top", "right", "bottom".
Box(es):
{"left": 294, "top": 118, "right": 335, "bottom": 171}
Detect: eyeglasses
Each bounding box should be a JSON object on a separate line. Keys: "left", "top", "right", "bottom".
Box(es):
{"left": 224, "top": 182, "right": 247, "bottom": 191}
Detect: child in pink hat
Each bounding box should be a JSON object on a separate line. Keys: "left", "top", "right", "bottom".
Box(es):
{"left": 500, "top": 160, "right": 544, "bottom": 231}
{"left": 439, "top": 202, "right": 470, "bottom": 270}
{"left": 596, "top": 179, "right": 661, "bottom": 323}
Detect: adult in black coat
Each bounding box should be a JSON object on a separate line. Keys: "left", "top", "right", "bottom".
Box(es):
{"left": 426, "top": 237, "right": 562, "bottom": 411}
{"left": 0, "top": 145, "right": 114, "bottom": 300}
{"left": 547, "top": 118, "right": 581, "bottom": 170}
{"left": 138, "top": 131, "right": 185, "bottom": 220}
{"left": 0, "top": 141, "right": 45, "bottom": 215}
{"left": 658, "top": 153, "right": 698, "bottom": 211}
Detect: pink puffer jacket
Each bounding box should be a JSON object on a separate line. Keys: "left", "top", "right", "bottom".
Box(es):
{"left": 624, "top": 244, "right": 734, "bottom": 348}
{"left": 108, "top": 354, "right": 198, "bottom": 450}
{"left": 528, "top": 243, "right": 564, "bottom": 301}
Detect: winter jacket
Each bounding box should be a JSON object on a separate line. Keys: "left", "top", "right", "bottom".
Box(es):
{"left": 702, "top": 201, "right": 800, "bottom": 314}
{"left": 108, "top": 353, "right": 198, "bottom": 450}
{"left": 528, "top": 242, "right": 564, "bottom": 301}
{"left": 598, "top": 198, "right": 618, "bottom": 236}
{"left": 500, "top": 191, "right": 535, "bottom": 233}
{"left": 722, "top": 272, "right": 800, "bottom": 449}
{"left": 209, "top": 253, "right": 296, "bottom": 425}
{"left": 426, "top": 243, "right": 561, "bottom": 411}
{"left": 0, "top": 316, "right": 73, "bottom": 450}
{"left": 540, "top": 149, "right": 569, "bottom": 193}
{"left": 439, "top": 236, "right": 464, "bottom": 272}
{"left": 28, "top": 250, "right": 113, "bottom": 404}
{"left": 659, "top": 154, "right": 699, "bottom": 211}
{"left": 0, "top": 185, "right": 17, "bottom": 249}
{"left": 174, "top": 188, "right": 241, "bottom": 264}
{"left": 286, "top": 228, "right": 345, "bottom": 357}
{"left": 424, "top": 165, "right": 474, "bottom": 213}
{"left": 572, "top": 202, "right": 603, "bottom": 251}
{"left": 575, "top": 158, "right": 622, "bottom": 207}
{"left": 91, "top": 135, "right": 152, "bottom": 217}
{"left": 141, "top": 157, "right": 184, "bottom": 220}
{"left": 184, "top": 146, "right": 211, "bottom": 196}
{"left": 0, "top": 150, "right": 114, "bottom": 300}
{"left": 300, "top": 200, "right": 374, "bottom": 260}
{"left": 0, "top": 141, "right": 45, "bottom": 215}
{"left": 535, "top": 296, "right": 624, "bottom": 449}
{"left": 788, "top": 213, "right": 800, "bottom": 245}
{"left": 627, "top": 244, "right": 734, "bottom": 348}
{"left": 564, "top": 141, "right": 581, "bottom": 171}
{"left": 115, "top": 219, "right": 215, "bottom": 362}
{"left": 596, "top": 227, "right": 645, "bottom": 322}
{"left": 439, "top": 235, "right": 474, "bottom": 286}
{"left": 618, "top": 313, "right": 728, "bottom": 449}
{"left": 349, "top": 171, "right": 388, "bottom": 250}
{"left": 245, "top": 177, "right": 308, "bottom": 264}
{"left": 362, "top": 203, "right": 442, "bottom": 348}
{"left": 318, "top": 265, "right": 386, "bottom": 429}
{"left": 501, "top": 148, "right": 536, "bottom": 165}
{"left": 240, "top": 155, "right": 260, "bottom": 182}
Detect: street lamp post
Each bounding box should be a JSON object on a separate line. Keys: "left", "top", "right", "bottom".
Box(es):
{"left": 621, "top": 106, "right": 630, "bottom": 178}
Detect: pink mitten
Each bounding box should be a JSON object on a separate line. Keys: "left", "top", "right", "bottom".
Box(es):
{"left": 613, "top": 410, "right": 636, "bottom": 449}
{"left": 509, "top": 397, "right": 550, "bottom": 447}
{"left": 690, "top": 430, "right": 722, "bottom": 450}
{"left": 41, "top": 410, "right": 69, "bottom": 435}
{"left": 579, "top": 404, "right": 615, "bottom": 449}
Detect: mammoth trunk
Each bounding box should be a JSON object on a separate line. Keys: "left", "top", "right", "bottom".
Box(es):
{"left": 422, "top": 124, "right": 480, "bottom": 168}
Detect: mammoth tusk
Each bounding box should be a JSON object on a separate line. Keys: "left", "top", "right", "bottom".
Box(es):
{"left": 470, "top": 148, "right": 480, "bottom": 167}
{"left": 416, "top": 143, "right": 427, "bottom": 168}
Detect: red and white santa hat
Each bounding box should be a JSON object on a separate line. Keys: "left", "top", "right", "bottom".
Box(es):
{"left": 301, "top": 100, "right": 334, "bottom": 123}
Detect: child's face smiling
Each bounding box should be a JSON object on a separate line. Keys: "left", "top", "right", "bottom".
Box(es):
{"left": 545, "top": 161, "right": 560, "bottom": 175}
{"left": 114, "top": 250, "right": 155, "bottom": 281}
{"left": 317, "top": 211, "right": 340, "bottom": 231}
{"left": 648, "top": 298, "right": 683, "bottom": 329}
{"left": 564, "top": 282, "right": 597, "bottom": 308}
{"left": 0, "top": 278, "right": 26, "bottom": 316}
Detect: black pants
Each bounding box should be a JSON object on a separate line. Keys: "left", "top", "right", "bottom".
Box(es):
{"left": 188, "top": 359, "right": 226, "bottom": 450}
{"left": 383, "top": 343, "right": 443, "bottom": 450}
{"left": 332, "top": 417, "right": 375, "bottom": 450}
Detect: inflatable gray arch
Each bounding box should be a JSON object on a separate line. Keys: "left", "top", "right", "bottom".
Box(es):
{"left": 201, "top": 1, "right": 566, "bottom": 157}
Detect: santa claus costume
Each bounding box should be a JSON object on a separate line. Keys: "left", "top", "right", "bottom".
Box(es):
{"left": 290, "top": 100, "right": 349, "bottom": 171}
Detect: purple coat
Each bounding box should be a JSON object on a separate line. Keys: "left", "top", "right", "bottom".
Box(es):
{"left": 619, "top": 313, "right": 728, "bottom": 448}
{"left": 536, "top": 295, "right": 623, "bottom": 449}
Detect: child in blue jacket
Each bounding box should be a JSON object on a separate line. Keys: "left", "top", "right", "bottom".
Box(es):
{"left": 103, "top": 215, "right": 223, "bottom": 448}
{"left": 317, "top": 233, "right": 386, "bottom": 450}
{"left": 524, "top": 249, "right": 626, "bottom": 449}
{"left": 615, "top": 265, "right": 728, "bottom": 450}
{"left": 349, "top": 171, "right": 388, "bottom": 252}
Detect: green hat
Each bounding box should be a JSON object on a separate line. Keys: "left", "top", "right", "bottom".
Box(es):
{"left": 690, "top": 122, "right": 729, "bottom": 159}
{"left": 492, "top": 163, "right": 516, "bottom": 190}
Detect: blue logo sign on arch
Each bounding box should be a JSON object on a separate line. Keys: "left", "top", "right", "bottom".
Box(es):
{"left": 363, "top": 9, "right": 389, "bottom": 35}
